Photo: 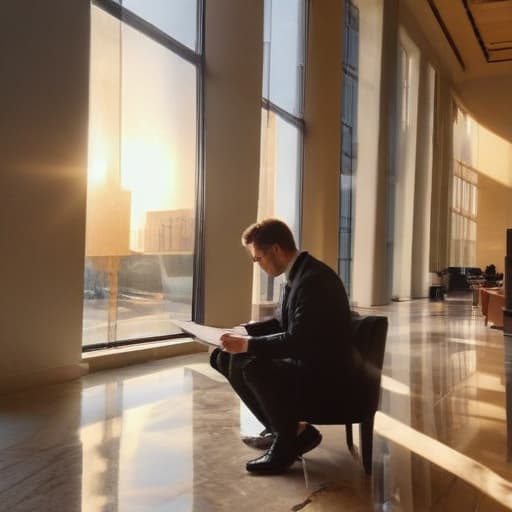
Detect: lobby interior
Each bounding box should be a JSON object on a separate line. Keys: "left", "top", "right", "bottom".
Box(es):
{"left": 2, "top": 0, "right": 512, "bottom": 511}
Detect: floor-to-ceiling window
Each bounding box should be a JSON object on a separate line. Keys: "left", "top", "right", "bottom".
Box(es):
{"left": 451, "top": 109, "right": 478, "bottom": 267}
{"left": 339, "top": 0, "right": 359, "bottom": 297}
{"left": 253, "top": 0, "right": 306, "bottom": 318}
{"left": 450, "top": 160, "right": 478, "bottom": 266}
{"left": 450, "top": 106, "right": 512, "bottom": 271}
{"left": 83, "top": 0, "right": 203, "bottom": 348}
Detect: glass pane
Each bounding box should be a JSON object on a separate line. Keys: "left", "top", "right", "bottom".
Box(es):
{"left": 85, "top": 6, "right": 123, "bottom": 345}
{"left": 265, "top": 0, "right": 305, "bottom": 116}
{"left": 259, "top": 112, "right": 301, "bottom": 238}
{"left": 84, "top": 6, "right": 197, "bottom": 346}
{"left": 471, "top": 186, "right": 477, "bottom": 217}
{"left": 121, "top": 0, "right": 198, "bottom": 51}
{"left": 255, "top": 110, "right": 301, "bottom": 305}
{"left": 469, "top": 219, "right": 476, "bottom": 241}
{"left": 254, "top": 0, "right": 305, "bottom": 316}
{"left": 274, "top": 117, "right": 301, "bottom": 236}
{"left": 339, "top": 0, "right": 359, "bottom": 296}
{"left": 262, "top": 0, "right": 271, "bottom": 99}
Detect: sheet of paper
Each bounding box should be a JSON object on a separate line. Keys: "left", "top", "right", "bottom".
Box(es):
{"left": 173, "top": 319, "right": 243, "bottom": 347}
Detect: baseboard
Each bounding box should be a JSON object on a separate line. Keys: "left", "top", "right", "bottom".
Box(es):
{"left": 82, "top": 339, "right": 207, "bottom": 373}
{"left": 0, "top": 340, "right": 208, "bottom": 395}
{"left": 0, "top": 362, "right": 89, "bottom": 396}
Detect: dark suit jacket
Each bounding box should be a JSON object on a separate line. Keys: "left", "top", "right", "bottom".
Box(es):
{"left": 245, "top": 252, "right": 354, "bottom": 380}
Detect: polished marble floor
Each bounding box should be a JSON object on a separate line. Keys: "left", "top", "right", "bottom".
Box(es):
{"left": 1, "top": 294, "right": 512, "bottom": 511}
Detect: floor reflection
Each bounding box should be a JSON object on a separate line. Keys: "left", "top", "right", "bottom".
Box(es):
{"left": 370, "top": 295, "right": 512, "bottom": 511}
{"left": 504, "top": 336, "right": 512, "bottom": 463}
{"left": 373, "top": 412, "right": 512, "bottom": 510}
{"left": 2, "top": 296, "right": 512, "bottom": 510}
{"left": 0, "top": 382, "right": 83, "bottom": 511}
{"left": 80, "top": 365, "right": 194, "bottom": 511}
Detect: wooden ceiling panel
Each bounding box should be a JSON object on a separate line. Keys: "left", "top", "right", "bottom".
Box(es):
{"left": 467, "top": 0, "right": 512, "bottom": 61}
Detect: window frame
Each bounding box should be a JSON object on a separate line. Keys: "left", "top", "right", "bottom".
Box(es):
{"left": 84, "top": 0, "right": 205, "bottom": 351}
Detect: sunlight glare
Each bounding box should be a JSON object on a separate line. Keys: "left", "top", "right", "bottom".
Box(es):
{"left": 121, "top": 139, "right": 176, "bottom": 249}
{"left": 88, "top": 156, "right": 108, "bottom": 186}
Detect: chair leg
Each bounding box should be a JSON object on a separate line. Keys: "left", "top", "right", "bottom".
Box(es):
{"left": 359, "top": 416, "right": 374, "bottom": 475}
{"left": 345, "top": 423, "right": 354, "bottom": 452}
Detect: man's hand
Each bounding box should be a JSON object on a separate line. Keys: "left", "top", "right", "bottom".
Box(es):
{"left": 220, "top": 333, "right": 249, "bottom": 354}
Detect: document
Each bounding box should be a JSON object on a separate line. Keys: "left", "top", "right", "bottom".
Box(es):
{"left": 173, "top": 319, "right": 247, "bottom": 347}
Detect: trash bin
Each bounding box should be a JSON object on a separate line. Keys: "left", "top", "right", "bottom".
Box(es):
{"left": 472, "top": 286, "right": 479, "bottom": 306}
{"left": 467, "top": 276, "right": 485, "bottom": 307}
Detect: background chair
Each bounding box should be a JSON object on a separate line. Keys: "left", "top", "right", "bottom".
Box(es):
{"left": 445, "top": 266, "right": 483, "bottom": 291}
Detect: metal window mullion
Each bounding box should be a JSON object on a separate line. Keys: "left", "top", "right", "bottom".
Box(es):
{"left": 92, "top": 0, "right": 202, "bottom": 65}
{"left": 192, "top": 0, "right": 206, "bottom": 323}
{"left": 262, "top": 98, "right": 304, "bottom": 130}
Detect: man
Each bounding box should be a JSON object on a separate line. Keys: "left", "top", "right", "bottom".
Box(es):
{"left": 210, "top": 218, "right": 354, "bottom": 474}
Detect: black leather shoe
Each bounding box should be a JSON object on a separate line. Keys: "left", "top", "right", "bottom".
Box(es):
{"left": 241, "top": 428, "right": 275, "bottom": 450}
{"left": 297, "top": 424, "right": 322, "bottom": 454}
{"left": 209, "top": 347, "right": 222, "bottom": 369}
{"left": 246, "top": 434, "right": 300, "bottom": 474}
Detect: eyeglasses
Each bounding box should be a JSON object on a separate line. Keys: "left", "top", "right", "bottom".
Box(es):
{"left": 251, "top": 247, "right": 270, "bottom": 263}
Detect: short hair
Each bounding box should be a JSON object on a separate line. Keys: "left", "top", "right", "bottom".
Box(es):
{"left": 242, "top": 218, "right": 297, "bottom": 252}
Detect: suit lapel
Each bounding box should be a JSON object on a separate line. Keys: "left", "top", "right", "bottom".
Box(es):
{"left": 281, "top": 252, "right": 309, "bottom": 330}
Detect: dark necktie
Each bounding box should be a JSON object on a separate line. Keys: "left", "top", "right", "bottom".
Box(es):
{"left": 281, "top": 282, "right": 291, "bottom": 330}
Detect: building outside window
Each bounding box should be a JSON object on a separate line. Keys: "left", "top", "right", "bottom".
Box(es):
{"left": 83, "top": 0, "right": 203, "bottom": 348}
{"left": 253, "top": 0, "right": 306, "bottom": 318}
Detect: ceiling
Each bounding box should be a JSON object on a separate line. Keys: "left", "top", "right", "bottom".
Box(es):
{"left": 466, "top": 0, "right": 512, "bottom": 63}
{"left": 401, "top": 0, "right": 512, "bottom": 141}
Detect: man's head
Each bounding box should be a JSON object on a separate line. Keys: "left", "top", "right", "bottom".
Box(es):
{"left": 242, "top": 218, "right": 298, "bottom": 277}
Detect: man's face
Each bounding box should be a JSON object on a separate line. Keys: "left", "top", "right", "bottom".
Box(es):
{"left": 248, "top": 243, "right": 285, "bottom": 277}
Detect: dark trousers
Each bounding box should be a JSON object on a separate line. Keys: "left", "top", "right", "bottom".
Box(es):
{"left": 210, "top": 348, "right": 305, "bottom": 436}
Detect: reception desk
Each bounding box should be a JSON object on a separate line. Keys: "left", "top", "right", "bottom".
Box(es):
{"left": 480, "top": 287, "right": 505, "bottom": 328}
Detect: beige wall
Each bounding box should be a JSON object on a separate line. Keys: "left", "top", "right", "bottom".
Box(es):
{"left": 391, "top": 27, "right": 421, "bottom": 300}
{"left": 457, "top": 75, "right": 512, "bottom": 145}
{"left": 475, "top": 125, "right": 512, "bottom": 272}
{"left": 301, "top": 0, "right": 343, "bottom": 271}
{"left": 0, "top": 0, "right": 90, "bottom": 390}
{"left": 476, "top": 126, "right": 512, "bottom": 187}
{"left": 351, "top": 0, "right": 386, "bottom": 307}
{"left": 411, "top": 59, "right": 435, "bottom": 298}
{"left": 352, "top": 0, "right": 398, "bottom": 306}
{"left": 429, "top": 76, "right": 453, "bottom": 273}
{"left": 477, "top": 174, "right": 512, "bottom": 273}
{"left": 202, "top": 0, "right": 263, "bottom": 326}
